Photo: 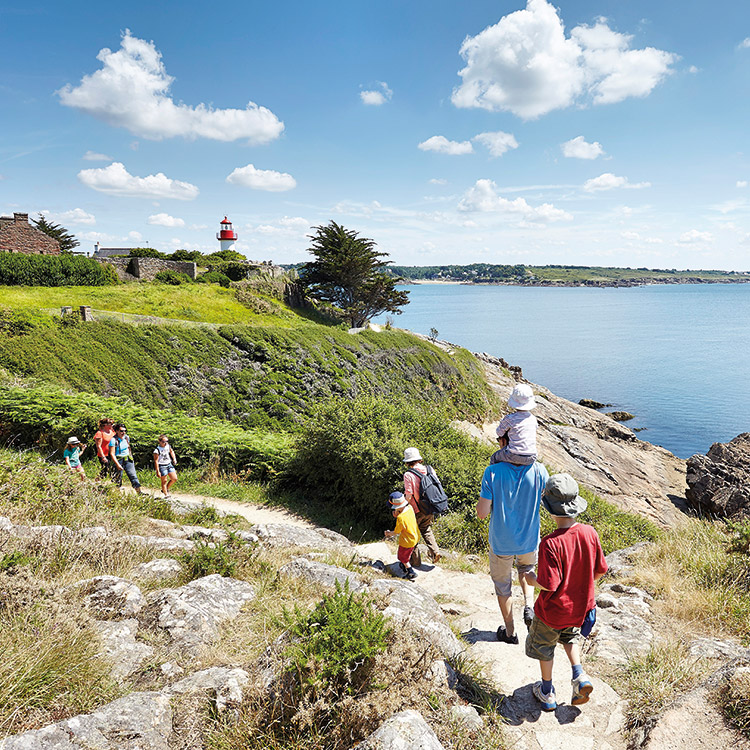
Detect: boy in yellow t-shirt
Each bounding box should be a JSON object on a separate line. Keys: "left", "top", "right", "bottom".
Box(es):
{"left": 384, "top": 491, "right": 419, "bottom": 581}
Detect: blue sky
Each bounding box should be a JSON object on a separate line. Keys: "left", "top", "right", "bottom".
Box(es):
{"left": 2, "top": 0, "right": 749, "bottom": 269}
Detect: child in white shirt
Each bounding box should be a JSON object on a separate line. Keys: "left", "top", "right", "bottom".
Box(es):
{"left": 491, "top": 383, "right": 538, "bottom": 466}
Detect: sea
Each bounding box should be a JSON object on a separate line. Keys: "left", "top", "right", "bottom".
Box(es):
{"left": 377, "top": 282, "right": 750, "bottom": 459}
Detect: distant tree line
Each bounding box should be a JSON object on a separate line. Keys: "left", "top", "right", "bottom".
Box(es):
{"left": 386, "top": 263, "right": 528, "bottom": 282}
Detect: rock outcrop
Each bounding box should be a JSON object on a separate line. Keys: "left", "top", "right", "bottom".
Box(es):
{"left": 686, "top": 433, "right": 750, "bottom": 518}
{"left": 353, "top": 710, "right": 446, "bottom": 750}
{"left": 466, "top": 355, "right": 688, "bottom": 526}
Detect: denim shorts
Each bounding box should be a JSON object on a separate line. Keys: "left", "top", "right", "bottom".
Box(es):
{"left": 158, "top": 462, "right": 176, "bottom": 477}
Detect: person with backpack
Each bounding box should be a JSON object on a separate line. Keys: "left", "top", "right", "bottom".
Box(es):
{"left": 403, "top": 447, "right": 448, "bottom": 564}
{"left": 92, "top": 417, "right": 115, "bottom": 480}
{"left": 109, "top": 423, "right": 143, "bottom": 494}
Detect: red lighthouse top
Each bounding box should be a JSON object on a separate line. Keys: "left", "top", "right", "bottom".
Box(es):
{"left": 217, "top": 216, "right": 238, "bottom": 241}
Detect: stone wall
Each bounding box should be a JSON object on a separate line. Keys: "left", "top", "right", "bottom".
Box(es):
{"left": 0, "top": 213, "right": 60, "bottom": 255}
{"left": 97, "top": 257, "right": 198, "bottom": 282}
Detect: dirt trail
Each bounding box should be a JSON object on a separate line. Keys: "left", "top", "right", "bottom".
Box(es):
{"left": 165, "top": 490, "right": 316, "bottom": 529}
{"left": 357, "top": 542, "right": 627, "bottom": 750}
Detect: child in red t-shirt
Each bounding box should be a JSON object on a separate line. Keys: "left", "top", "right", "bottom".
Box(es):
{"left": 522, "top": 473, "right": 608, "bottom": 712}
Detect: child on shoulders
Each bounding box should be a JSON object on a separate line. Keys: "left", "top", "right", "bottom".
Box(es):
{"left": 384, "top": 491, "right": 419, "bottom": 581}
{"left": 522, "top": 473, "right": 608, "bottom": 711}
{"left": 491, "top": 383, "right": 538, "bottom": 466}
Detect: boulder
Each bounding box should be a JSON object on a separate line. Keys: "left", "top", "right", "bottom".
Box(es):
{"left": 130, "top": 558, "right": 183, "bottom": 583}
{"left": 251, "top": 523, "right": 352, "bottom": 550}
{"left": 368, "top": 578, "right": 463, "bottom": 657}
{"left": 164, "top": 666, "right": 250, "bottom": 713}
{"left": 589, "top": 605, "right": 653, "bottom": 665}
{"left": 579, "top": 399, "right": 610, "bottom": 409}
{"left": 93, "top": 619, "right": 154, "bottom": 680}
{"left": 604, "top": 542, "right": 652, "bottom": 578}
{"left": 352, "top": 710, "right": 446, "bottom": 750}
{"left": 0, "top": 691, "right": 172, "bottom": 749}
{"left": 686, "top": 433, "right": 750, "bottom": 518}
{"left": 180, "top": 525, "right": 230, "bottom": 543}
{"left": 449, "top": 705, "right": 483, "bottom": 732}
{"left": 278, "top": 557, "right": 366, "bottom": 591}
{"left": 689, "top": 638, "right": 748, "bottom": 661}
{"left": 139, "top": 574, "right": 255, "bottom": 653}
{"left": 71, "top": 576, "right": 145, "bottom": 619}
{"left": 607, "top": 411, "right": 635, "bottom": 422}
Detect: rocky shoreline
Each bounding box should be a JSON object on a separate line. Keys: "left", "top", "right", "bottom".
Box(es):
{"left": 407, "top": 276, "right": 750, "bottom": 288}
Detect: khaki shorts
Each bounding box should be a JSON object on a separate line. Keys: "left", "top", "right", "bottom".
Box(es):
{"left": 525, "top": 615, "right": 581, "bottom": 661}
{"left": 489, "top": 550, "right": 537, "bottom": 597}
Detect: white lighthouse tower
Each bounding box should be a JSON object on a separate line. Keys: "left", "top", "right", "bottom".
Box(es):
{"left": 216, "top": 216, "right": 238, "bottom": 252}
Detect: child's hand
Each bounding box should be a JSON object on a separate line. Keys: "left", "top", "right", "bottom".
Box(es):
{"left": 384, "top": 530, "right": 393, "bottom": 539}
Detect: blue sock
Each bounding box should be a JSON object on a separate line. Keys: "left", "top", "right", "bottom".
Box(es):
{"left": 542, "top": 678, "right": 553, "bottom": 694}
{"left": 572, "top": 664, "right": 583, "bottom": 680}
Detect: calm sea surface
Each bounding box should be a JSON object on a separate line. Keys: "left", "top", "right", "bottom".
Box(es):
{"left": 377, "top": 283, "right": 750, "bottom": 459}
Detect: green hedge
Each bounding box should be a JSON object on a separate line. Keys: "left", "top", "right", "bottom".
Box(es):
{"left": 0, "top": 254, "right": 118, "bottom": 286}
{"left": 281, "top": 396, "right": 493, "bottom": 534}
{"left": 0, "top": 383, "right": 294, "bottom": 480}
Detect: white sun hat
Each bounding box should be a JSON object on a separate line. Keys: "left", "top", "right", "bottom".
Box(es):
{"left": 403, "top": 447, "right": 423, "bottom": 463}
{"left": 508, "top": 383, "right": 537, "bottom": 410}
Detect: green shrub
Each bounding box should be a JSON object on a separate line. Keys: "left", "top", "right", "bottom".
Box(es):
{"left": 0, "top": 254, "right": 117, "bottom": 286}
{"left": 197, "top": 270, "right": 232, "bottom": 288}
{"left": 0, "top": 382, "right": 295, "bottom": 480}
{"left": 204, "top": 261, "right": 253, "bottom": 281}
{"left": 282, "top": 396, "right": 492, "bottom": 535}
{"left": 128, "top": 247, "right": 168, "bottom": 259}
{"left": 0, "top": 551, "right": 31, "bottom": 573}
{"left": 181, "top": 539, "right": 236, "bottom": 579}
{"left": 154, "top": 270, "right": 193, "bottom": 285}
{"left": 284, "top": 583, "right": 390, "bottom": 698}
{"left": 171, "top": 249, "right": 204, "bottom": 262}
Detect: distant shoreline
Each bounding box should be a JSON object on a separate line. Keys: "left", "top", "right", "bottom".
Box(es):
{"left": 403, "top": 277, "right": 750, "bottom": 289}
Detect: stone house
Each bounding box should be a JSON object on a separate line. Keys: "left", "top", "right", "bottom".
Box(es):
{"left": 0, "top": 213, "right": 61, "bottom": 255}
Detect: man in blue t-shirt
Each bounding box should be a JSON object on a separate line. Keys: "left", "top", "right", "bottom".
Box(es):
{"left": 477, "top": 449, "right": 549, "bottom": 645}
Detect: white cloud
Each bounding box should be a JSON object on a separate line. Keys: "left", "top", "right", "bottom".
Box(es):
{"left": 678, "top": 229, "right": 714, "bottom": 244}
{"left": 452, "top": 0, "right": 677, "bottom": 119}
{"left": 472, "top": 130, "right": 519, "bottom": 157}
{"left": 128, "top": 231, "right": 142, "bottom": 242}
{"left": 360, "top": 81, "right": 392, "bottom": 105}
{"left": 83, "top": 150, "right": 112, "bottom": 161}
{"left": 711, "top": 198, "right": 746, "bottom": 214}
{"left": 226, "top": 164, "right": 296, "bottom": 192}
{"left": 278, "top": 216, "right": 309, "bottom": 230}
{"left": 739, "top": 38, "right": 750, "bottom": 49}
{"left": 59, "top": 30, "right": 283, "bottom": 143}
{"left": 688, "top": 65, "right": 699, "bottom": 74}
{"left": 418, "top": 135, "right": 474, "bottom": 155}
{"left": 41, "top": 208, "right": 96, "bottom": 225}
{"left": 621, "top": 230, "right": 640, "bottom": 240}
{"left": 738, "top": 180, "right": 748, "bottom": 188}
{"left": 78, "top": 162, "right": 199, "bottom": 200}
{"left": 148, "top": 212, "right": 185, "bottom": 227}
{"left": 458, "top": 179, "right": 572, "bottom": 223}
{"left": 189, "top": 224, "right": 208, "bottom": 231}
{"left": 562, "top": 135, "right": 604, "bottom": 159}
{"left": 429, "top": 178, "right": 448, "bottom": 185}
{"left": 583, "top": 172, "right": 650, "bottom": 191}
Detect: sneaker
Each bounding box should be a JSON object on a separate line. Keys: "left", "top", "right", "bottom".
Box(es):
{"left": 398, "top": 562, "right": 408, "bottom": 577}
{"left": 532, "top": 682, "right": 557, "bottom": 712}
{"left": 523, "top": 605, "right": 534, "bottom": 630}
{"left": 404, "top": 567, "right": 417, "bottom": 581}
{"left": 571, "top": 673, "right": 594, "bottom": 705}
{"left": 496, "top": 626, "right": 519, "bottom": 645}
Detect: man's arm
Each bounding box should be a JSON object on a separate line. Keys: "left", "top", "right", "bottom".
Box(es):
{"left": 476, "top": 496, "right": 491, "bottom": 520}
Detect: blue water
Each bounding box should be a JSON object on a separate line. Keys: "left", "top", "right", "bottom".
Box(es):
{"left": 377, "top": 283, "right": 750, "bottom": 459}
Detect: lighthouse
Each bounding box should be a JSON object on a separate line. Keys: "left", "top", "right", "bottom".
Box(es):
{"left": 216, "top": 216, "right": 238, "bottom": 252}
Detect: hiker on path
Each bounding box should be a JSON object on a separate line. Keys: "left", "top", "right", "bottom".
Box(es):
{"left": 92, "top": 418, "right": 115, "bottom": 479}
{"left": 476, "top": 455, "right": 549, "bottom": 644}
{"left": 109, "top": 423, "right": 143, "bottom": 494}
{"left": 153, "top": 434, "right": 177, "bottom": 498}
{"left": 491, "top": 383, "right": 538, "bottom": 466}
{"left": 63, "top": 436, "right": 87, "bottom": 481}
{"left": 384, "top": 491, "right": 419, "bottom": 580}
{"left": 402, "top": 447, "right": 442, "bottom": 563}
{"left": 522, "top": 473, "right": 608, "bottom": 711}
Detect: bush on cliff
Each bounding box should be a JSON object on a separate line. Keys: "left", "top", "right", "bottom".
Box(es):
{"left": 0, "top": 253, "right": 117, "bottom": 287}
{"left": 281, "top": 395, "right": 492, "bottom": 533}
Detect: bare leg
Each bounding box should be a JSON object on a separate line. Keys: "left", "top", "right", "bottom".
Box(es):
{"left": 539, "top": 659, "right": 554, "bottom": 681}
{"left": 519, "top": 571, "right": 534, "bottom": 607}
{"left": 496, "top": 594, "right": 515, "bottom": 637}
{"left": 562, "top": 641, "right": 581, "bottom": 667}
{"left": 167, "top": 473, "right": 177, "bottom": 493}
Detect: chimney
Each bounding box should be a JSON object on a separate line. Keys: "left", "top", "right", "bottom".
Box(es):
{"left": 13, "top": 213, "right": 29, "bottom": 225}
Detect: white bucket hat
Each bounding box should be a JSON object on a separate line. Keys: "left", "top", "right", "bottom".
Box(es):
{"left": 403, "top": 447, "right": 423, "bottom": 464}
{"left": 508, "top": 383, "right": 537, "bottom": 410}
{"left": 67, "top": 436, "right": 81, "bottom": 444}
{"left": 388, "top": 491, "right": 408, "bottom": 510}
